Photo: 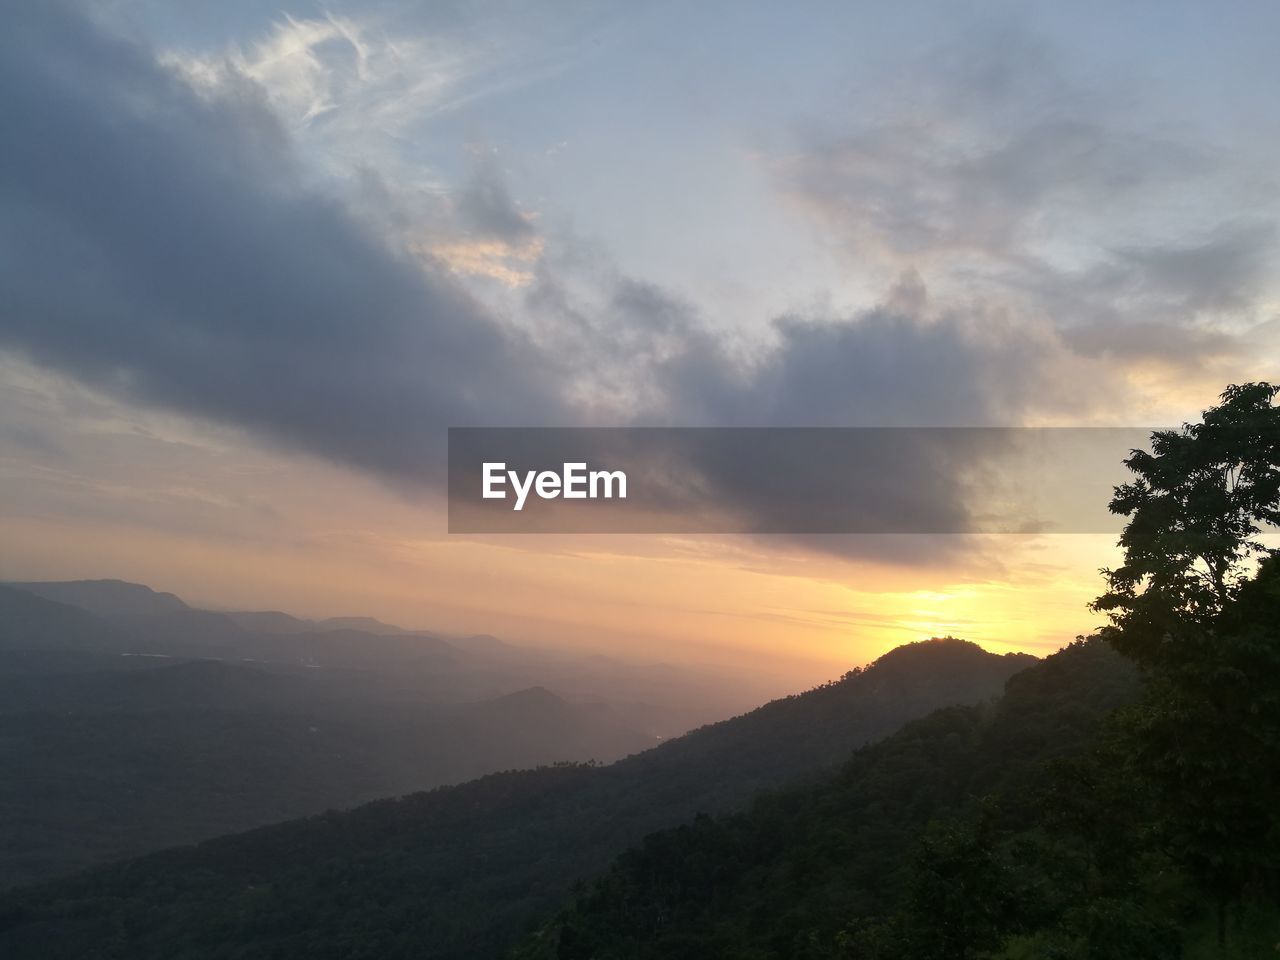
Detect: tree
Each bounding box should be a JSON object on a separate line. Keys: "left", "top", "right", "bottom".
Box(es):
{"left": 1092, "top": 382, "right": 1280, "bottom": 665}
{"left": 1092, "top": 383, "right": 1280, "bottom": 944}
{"left": 901, "top": 802, "right": 1013, "bottom": 960}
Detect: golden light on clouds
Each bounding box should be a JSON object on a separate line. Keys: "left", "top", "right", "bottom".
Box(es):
{"left": 4, "top": 0, "right": 1271, "bottom": 710}
{"left": 0, "top": 356, "right": 1133, "bottom": 695}
{"left": 423, "top": 236, "right": 545, "bottom": 287}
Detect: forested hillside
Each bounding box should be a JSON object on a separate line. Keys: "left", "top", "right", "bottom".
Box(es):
{"left": 511, "top": 638, "right": 1139, "bottom": 959}
{"left": 508, "top": 384, "right": 1280, "bottom": 960}
{"left": 1, "top": 386, "right": 1273, "bottom": 960}
{"left": 0, "top": 638, "right": 1030, "bottom": 959}
{"left": 0, "top": 584, "right": 674, "bottom": 887}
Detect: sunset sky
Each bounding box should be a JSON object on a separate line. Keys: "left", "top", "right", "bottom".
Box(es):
{"left": 2, "top": 1, "right": 1278, "bottom": 692}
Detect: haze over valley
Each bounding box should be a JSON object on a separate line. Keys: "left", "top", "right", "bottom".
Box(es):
{"left": 0, "top": 578, "right": 768, "bottom": 888}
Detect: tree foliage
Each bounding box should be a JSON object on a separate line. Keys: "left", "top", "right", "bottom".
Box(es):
{"left": 1092, "top": 382, "right": 1279, "bottom": 664}
{"left": 503, "top": 384, "right": 1280, "bottom": 959}
{"left": 1093, "top": 383, "right": 1280, "bottom": 930}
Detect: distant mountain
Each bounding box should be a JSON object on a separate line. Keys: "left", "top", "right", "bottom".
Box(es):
{"left": 113, "top": 608, "right": 255, "bottom": 656}
{"left": 0, "top": 666, "right": 653, "bottom": 889}
{"left": 114, "top": 610, "right": 457, "bottom": 669}
{"left": 0, "top": 638, "right": 1034, "bottom": 959}
{"left": 225, "top": 612, "right": 410, "bottom": 635}
{"left": 0, "top": 658, "right": 310, "bottom": 715}
{"left": 316, "top": 615, "right": 407, "bottom": 635}
{"left": 0, "top": 583, "right": 763, "bottom": 730}
{"left": 223, "top": 610, "right": 315, "bottom": 634}
{"left": 3, "top": 581, "right": 454, "bottom": 670}
{"left": 0, "top": 585, "right": 128, "bottom": 653}
{"left": 0, "top": 584, "right": 667, "bottom": 890}
{"left": 12, "top": 581, "right": 410, "bottom": 642}
{"left": 1, "top": 584, "right": 748, "bottom": 733}
{"left": 9, "top": 580, "right": 188, "bottom": 618}
{"left": 477, "top": 683, "right": 575, "bottom": 718}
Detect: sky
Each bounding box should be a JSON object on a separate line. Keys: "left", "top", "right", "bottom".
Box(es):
{"left": 1, "top": 0, "right": 1278, "bottom": 692}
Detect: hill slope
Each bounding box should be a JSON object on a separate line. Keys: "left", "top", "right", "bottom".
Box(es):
{"left": 0, "top": 587, "right": 654, "bottom": 889}
{"left": 0, "top": 669, "right": 652, "bottom": 889}
{"left": 0, "top": 585, "right": 131, "bottom": 653}
{"left": 509, "top": 638, "right": 1139, "bottom": 960}
{"left": 0, "top": 638, "right": 1032, "bottom": 960}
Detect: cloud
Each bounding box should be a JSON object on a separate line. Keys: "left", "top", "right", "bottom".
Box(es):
{"left": 1104, "top": 222, "right": 1276, "bottom": 316}
{"left": 637, "top": 270, "right": 1096, "bottom": 429}
{"left": 505, "top": 262, "right": 1110, "bottom": 564}
{"left": 777, "top": 35, "right": 1201, "bottom": 271}
{"left": 167, "top": 10, "right": 498, "bottom": 164}
{"left": 781, "top": 117, "right": 1173, "bottom": 265}
{"left": 455, "top": 150, "right": 538, "bottom": 243}
{"left": 424, "top": 149, "right": 544, "bottom": 287}
{"left": 771, "top": 23, "right": 1278, "bottom": 416}
{"left": 0, "top": 3, "right": 571, "bottom": 488}
{"left": 0, "top": 5, "right": 1269, "bottom": 572}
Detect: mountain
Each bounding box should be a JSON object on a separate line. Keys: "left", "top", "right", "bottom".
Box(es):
{"left": 0, "top": 585, "right": 129, "bottom": 653}
{"left": 224, "top": 612, "right": 410, "bottom": 635}
{"left": 316, "top": 615, "right": 407, "bottom": 634}
{"left": 0, "top": 658, "right": 310, "bottom": 714}
{"left": 508, "top": 638, "right": 1140, "bottom": 960}
{"left": 116, "top": 613, "right": 457, "bottom": 669}
{"left": 113, "top": 608, "right": 257, "bottom": 656}
{"left": 8, "top": 580, "right": 189, "bottom": 618}
{"left": 0, "top": 581, "right": 763, "bottom": 731}
{"left": 617, "top": 638, "right": 1038, "bottom": 808}
{"left": 0, "top": 668, "right": 653, "bottom": 889}
{"left": 223, "top": 610, "right": 316, "bottom": 634}
{"left": 0, "top": 586, "right": 659, "bottom": 889}
{"left": 0, "top": 638, "right": 1032, "bottom": 959}
{"left": 474, "top": 683, "right": 583, "bottom": 721}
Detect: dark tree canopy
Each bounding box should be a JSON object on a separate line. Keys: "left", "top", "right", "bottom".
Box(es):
{"left": 1092, "top": 382, "right": 1280, "bottom": 664}
{"left": 1093, "top": 383, "right": 1280, "bottom": 942}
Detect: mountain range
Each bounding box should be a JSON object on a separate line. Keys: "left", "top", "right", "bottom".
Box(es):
{"left": 0, "top": 581, "right": 1035, "bottom": 959}
{"left": 0, "top": 581, "right": 717, "bottom": 887}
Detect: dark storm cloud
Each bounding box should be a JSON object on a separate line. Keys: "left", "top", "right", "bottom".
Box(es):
{"left": 513, "top": 263, "right": 1092, "bottom": 563}
{"left": 0, "top": 3, "right": 571, "bottom": 486}
{"left": 645, "top": 271, "right": 1078, "bottom": 430}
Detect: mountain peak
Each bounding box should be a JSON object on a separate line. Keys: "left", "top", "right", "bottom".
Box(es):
{"left": 9, "top": 579, "right": 190, "bottom": 618}
{"left": 491, "top": 685, "right": 566, "bottom": 708}
{"left": 871, "top": 636, "right": 1036, "bottom": 671}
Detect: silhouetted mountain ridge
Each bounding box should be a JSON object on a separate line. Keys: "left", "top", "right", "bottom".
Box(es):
{"left": 508, "top": 640, "right": 1140, "bottom": 960}
{"left": 0, "top": 635, "right": 1033, "bottom": 959}
{"left": 0, "top": 585, "right": 130, "bottom": 653}
{"left": 0, "top": 586, "right": 666, "bottom": 888}
{"left": 8, "top": 580, "right": 189, "bottom": 618}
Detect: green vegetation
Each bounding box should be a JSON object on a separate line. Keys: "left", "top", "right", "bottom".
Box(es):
{"left": 508, "top": 383, "right": 1280, "bottom": 959}
{"left": 0, "top": 670, "right": 654, "bottom": 889}
{"left": 0, "top": 636, "right": 1026, "bottom": 958}
{"left": 508, "top": 639, "right": 1141, "bottom": 960}
{"left": 0, "top": 384, "right": 1274, "bottom": 959}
